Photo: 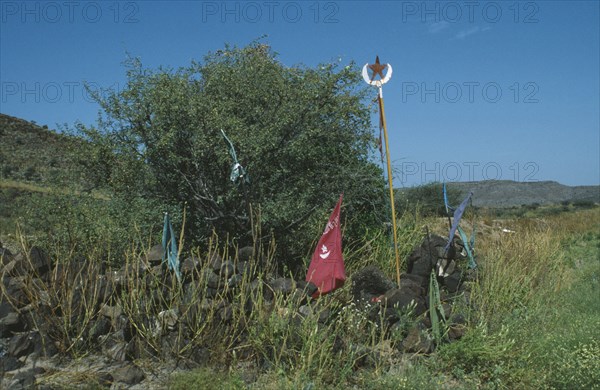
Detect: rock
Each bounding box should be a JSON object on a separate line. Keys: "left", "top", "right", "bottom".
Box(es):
{"left": 423, "top": 234, "right": 456, "bottom": 260}
{"left": 251, "top": 279, "right": 273, "bottom": 301}
{"left": 298, "top": 305, "right": 312, "bottom": 317}
{"left": 381, "top": 274, "right": 427, "bottom": 314}
{"left": 209, "top": 253, "right": 223, "bottom": 272}
{"left": 465, "top": 268, "right": 478, "bottom": 283}
{"left": 399, "top": 275, "right": 425, "bottom": 297}
{"left": 94, "top": 372, "right": 114, "bottom": 387}
{"left": 219, "top": 260, "right": 236, "bottom": 279}
{"left": 107, "top": 269, "right": 127, "bottom": 294}
{"left": 383, "top": 288, "right": 415, "bottom": 311}
{"left": 88, "top": 316, "right": 112, "bottom": 342}
{"left": 296, "top": 280, "right": 318, "bottom": 297}
{"left": 0, "top": 247, "right": 13, "bottom": 265}
{"left": 401, "top": 273, "right": 424, "bottom": 288}
{"left": 297, "top": 303, "right": 329, "bottom": 323}
{"left": 146, "top": 264, "right": 166, "bottom": 283}
{"left": 100, "top": 331, "right": 132, "bottom": 362}
{"left": 181, "top": 256, "right": 202, "bottom": 279}
{"left": 435, "top": 258, "right": 456, "bottom": 277}
{"left": 112, "top": 363, "right": 145, "bottom": 385}
{"left": 99, "top": 304, "right": 123, "bottom": 324}
{"left": 271, "top": 278, "right": 295, "bottom": 295}
{"left": 0, "top": 355, "right": 23, "bottom": 373}
{"left": 7, "top": 331, "right": 55, "bottom": 359}
{"left": 218, "top": 305, "right": 234, "bottom": 323}
{"left": 407, "top": 234, "right": 459, "bottom": 288}
{"left": 155, "top": 309, "right": 178, "bottom": 335}
{"left": 8, "top": 332, "right": 38, "bottom": 358}
{"left": 199, "top": 299, "right": 214, "bottom": 312}
{"left": 205, "top": 287, "right": 219, "bottom": 298}
{"left": 365, "top": 340, "right": 397, "bottom": 368}
{"left": 351, "top": 266, "right": 396, "bottom": 302}
{"left": 448, "top": 324, "right": 466, "bottom": 340}
{"left": 2, "top": 259, "right": 25, "bottom": 277}
{"left": 0, "top": 302, "right": 25, "bottom": 336}
{"left": 5, "top": 366, "right": 45, "bottom": 389}
{"left": 204, "top": 269, "right": 221, "bottom": 289}
{"left": 227, "top": 274, "right": 243, "bottom": 288}
{"left": 0, "top": 311, "right": 25, "bottom": 337}
{"left": 2, "top": 277, "right": 30, "bottom": 308}
{"left": 444, "top": 270, "right": 463, "bottom": 293}
{"left": 27, "top": 246, "right": 51, "bottom": 277}
{"left": 401, "top": 325, "right": 432, "bottom": 354}
{"left": 236, "top": 261, "right": 252, "bottom": 275}
{"left": 145, "top": 244, "right": 164, "bottom": 265}
{"left": 450, "top": 312, "right": 467, "bottom": 325}
{"left": 237, "top": 246, "right": 255, "bottom": 262}
{"left": 406, "top": 248, "right": 436, "bottom": 285}
{"left": 442, "top": 303, "right": 453, "bottom": 319}
{"left": 318, "top": 308, "right": 331, "bottom": 323}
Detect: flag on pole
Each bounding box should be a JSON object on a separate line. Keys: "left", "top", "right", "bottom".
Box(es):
{"left": 162, "top": 212, "right": 181, "bottom": 281}
{"left": 306, "top": 194, "right": 345, "bottom": 298}
{"left": 444, "top": 191, "right": 473, "bottom": 253}
{"left": 220, "top": 129, "right": 250, "bottom": 185}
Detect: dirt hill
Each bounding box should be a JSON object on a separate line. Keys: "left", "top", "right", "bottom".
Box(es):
{"left": 0, "top": 113, "right": 80, "bottom": 184}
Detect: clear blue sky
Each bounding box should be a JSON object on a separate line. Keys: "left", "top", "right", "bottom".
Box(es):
{"left": 1, "top": 0, "right": 599, "bottom": 187}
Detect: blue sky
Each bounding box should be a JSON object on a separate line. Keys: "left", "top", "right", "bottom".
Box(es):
{"left": 1, "top": 0, "right": 599, "bottom": 187}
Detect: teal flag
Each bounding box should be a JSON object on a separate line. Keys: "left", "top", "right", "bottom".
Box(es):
{"left": 162, "top": 212, "right": 181, "bottom": 281}
{"left": 457, "top": 226, "right": 477, "bottom": 269}
{"left": 220, "top": 129, "right": 250, "bottom": 185}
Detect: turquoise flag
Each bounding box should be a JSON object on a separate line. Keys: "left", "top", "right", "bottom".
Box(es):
{"left": 162, "top": 212, "right": 181, "bottom": 281}
{"left": 220, "top": 129, "right": 250, "bottom": 185}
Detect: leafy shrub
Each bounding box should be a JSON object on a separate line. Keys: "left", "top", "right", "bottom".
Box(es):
{"left": 76, "top": 41, "right": 386, "bottom": 271}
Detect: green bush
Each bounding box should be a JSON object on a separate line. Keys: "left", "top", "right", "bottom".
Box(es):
{"left": 76, "top": 41, "right": 386, "bottom": 271}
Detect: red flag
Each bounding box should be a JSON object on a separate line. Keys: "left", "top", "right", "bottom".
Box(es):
{"left": 306, "top": 194, "right": 345, "bottom": 298}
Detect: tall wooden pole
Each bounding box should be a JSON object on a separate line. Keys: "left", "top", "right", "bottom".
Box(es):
{"left": 363, "top": 56, "right": 401, "bottom": 286}
{"left": 378, "top": 88, "right": 401, "bottom": 286}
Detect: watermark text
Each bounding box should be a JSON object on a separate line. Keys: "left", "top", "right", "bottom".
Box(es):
{"left": 399, "top": 161, "right": 540, "bottom": 184}
{"left": 200, "top": 1, "right": 339, "bottom": 23}
{"left": 401, "top": 1, "right": 540, "bottom": 24}
{"left": 1, "top": 1, "right": 139, "bottom": 23}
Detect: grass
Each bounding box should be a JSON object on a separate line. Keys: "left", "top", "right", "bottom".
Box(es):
{"left": 169, "top": 207, "right": 600, "bottom": 388}
{"left": 432, "top": 208, "right": 600, "bottom": 389}
{"left": 2, "top": 202, "right": 599, "bottom": 389}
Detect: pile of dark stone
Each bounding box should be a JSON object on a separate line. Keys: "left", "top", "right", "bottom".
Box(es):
{"left": 0, "top": 234, "right": 475, "bottom": 388}
{"left": 350, "top": 234, "right": 476, "bottom": 355}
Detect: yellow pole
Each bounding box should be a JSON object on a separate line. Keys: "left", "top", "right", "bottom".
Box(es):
{"left": 378, "top": 88, "right": 401, "bottom": 286}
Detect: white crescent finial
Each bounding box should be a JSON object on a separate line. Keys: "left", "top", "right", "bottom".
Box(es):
{"left": 362, "top": 63, "right": 393, "bottom": 88}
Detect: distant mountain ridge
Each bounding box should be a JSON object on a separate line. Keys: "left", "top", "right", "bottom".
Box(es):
{"left": 447, "top": 180, "right": 600, "bottom": 208}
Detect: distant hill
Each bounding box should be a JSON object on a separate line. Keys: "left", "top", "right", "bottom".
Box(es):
{"left": 447, "top": 180, "right": 600, "bottom": 208}
{"left": 0, "top": 113, "right": 80, "bottom": 185}
{"left": 1, "top": 113, "right": 598, "bottom": 210}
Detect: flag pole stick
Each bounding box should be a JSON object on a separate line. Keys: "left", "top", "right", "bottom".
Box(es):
{"left": 378, "top": 87, "right": 402, "bottom": 286}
